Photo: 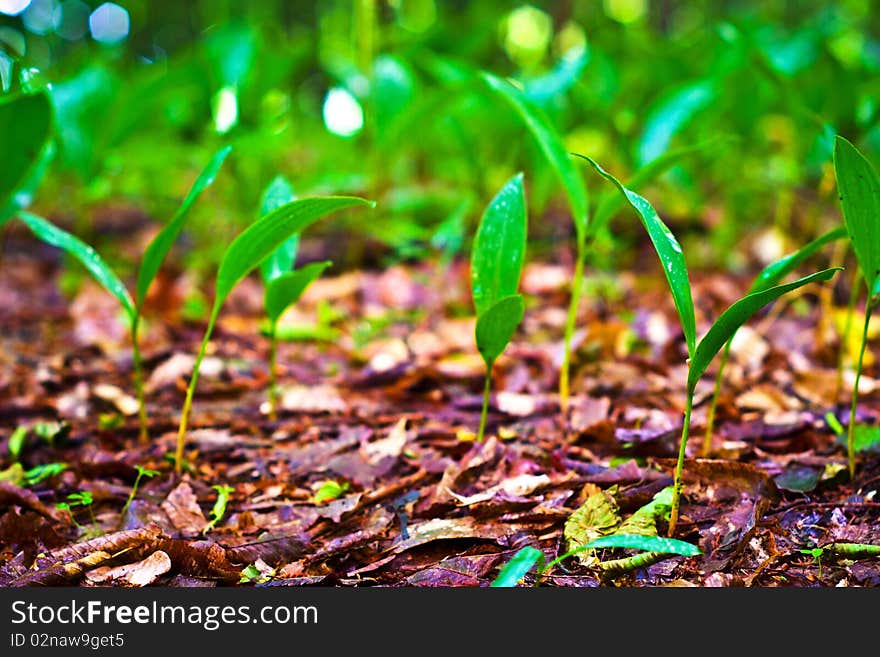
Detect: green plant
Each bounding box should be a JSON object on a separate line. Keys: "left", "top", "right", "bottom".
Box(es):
{"left": 120, "top": 465, "right": 159, "bottom": 519}
{"left": 56, "top": 491, "right": 100, "bottom": 535}
{"left": 579, "top": 155, "right": 840, "bottom": 535}
{"left": 7, "top": 425, "right": 27, "bottom": 461}
{"left": 205, "top": 484, "right": 235, "bottom": 533}
{"left": 833, "top": 136, "right": 880, "bottom": 479}
{"left": 17, "top": 147, "right": 231, "bottom": 443}
{"left": 702, "top": 226, "right": 846, "bottom": 455}
{"left": 258, "top": 176, "right": 332, "bottom": 420}
{"left": 313, "top": 480, "right": 349, "bottom": 504}
{"left": 470, "top": 173, "right": 527, "bottom": 442}
{"left": 174, "top": 196, "right": 374, "bottom": 473}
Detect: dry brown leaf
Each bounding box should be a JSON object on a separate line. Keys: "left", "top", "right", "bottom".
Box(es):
{"left": 92, "top": 383, "right": 140, "bottom": 416}
{"left": 161, "top": 483, "right": 208, "bottom": 536}
{"left": 86, "top": 550, "right": 171, "bottom": 586}
{"left": 280, "top": 384, "right": 348, "bottom": 413}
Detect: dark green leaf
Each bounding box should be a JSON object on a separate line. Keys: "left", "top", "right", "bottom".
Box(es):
{"left": 471, "top": 172, "right": 527, "bottom": 316}
{"left": 480, "top": 71, "right": 588, "bottom": 235}
{"left": 579, "top": 154, "right": 696, "bottom": 355}
{"left": 475, "top": 295, "right": 524, "bottom": 368}
{"left": 688, "top": 268, "right": 839, "bottom": 391}
{"left": 584, "top": 534, "right": 702, "bottom": 556}
{"left": 18, "top": 212, "right": 135, "bottom": 321}
{"left": 0, "top": 91, "right": 53, "bottom": 223}
{"left": 774, "top": 465, "right": 820, "bottom": 493}
{"left": 834, "top": 136, "right": 880, "bottom": 294}
{"left": 136, "top": 146, "right": 232, "bottom": 309}
{"left": 490, "top": 547, "right": 544, "bottom": 587}
{"left": 214, "top": 197, "right": 373, "bottom": 322}
{"left": 259, "top": 176, "right": 298, "bottom": 283}
{"left": 835, "top": 424, "right": 880, "bottom": 454}
{"left": 265, "top": 261, "right": 331, "bottom": 324}
{"left": 750, "top": 226, "right": 847, "bottom": 294}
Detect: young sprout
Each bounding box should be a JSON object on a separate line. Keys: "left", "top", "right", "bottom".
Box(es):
{"left": 174, "top": 195, "right": 374, "bottom": 473}
{"left": 120, "top": 465, "right": 159, "bottom": 519}
{"left": 205, "top": 484, "right": 234, "bottom": 534}
{"left": 702, "top": 226, "right": 846, "bottom": 455}
{"left": 16, "top": 147, "right": 231, "bottom": 443}
{"left": 57, "top": 491, "right": 100, "bottom": 535}
{"left": 578, "top": 154, "right": 839, "bottom": 535}
{"left": 258, "top": 176, "right": 332, "bottom": 420}
{"left": 471, "top": 173, "right": 528, "bottom": 442}
{"left": 833, "top": 136, "right": 880, "bottom": 479}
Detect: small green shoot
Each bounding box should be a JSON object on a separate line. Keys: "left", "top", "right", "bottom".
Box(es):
{"left": 313, "top": 479, "right": 349, "bottom": 504}
{"left": 579, "top": 154, "right": 840, "bottom": 536}
{"left": 479, "top": 72, "right": 588, "bottom": 413}
{"left": 703, "top": 226, "right": 847, "bottom": 455}
{"left": 833, "top": 135, "right": 880, "bottom": 479}
{"left": 8, "top": 425, "right": 27, "bottom": 460}
{"left": 23, "top": 462, "right": 68, "bottom": 486}
{"left": 205, "top": 484, "right": 235, "bottom": 533}
{"left": 470, "top": 173, "right": 527, "bottom": 442}
{"left": 120, "top": 465, "right": 159, "bottom": 519}
{"left": 800, "top": 547, "right": 824, "bottom": 579}
{"left": 56, "top": 490, "right": 100, "bottom": 535}
{"left": 258, "top": 176, "right": 333, "bottom": 420}
{"left": 174, "top": 195, "right": 374, "bottom": 473}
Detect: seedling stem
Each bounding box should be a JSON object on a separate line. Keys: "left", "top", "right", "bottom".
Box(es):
{"left": 669, "top": 387, "right": 694, "bottom": 536}
{"left": 846, "top": 303, "right": 871, "bottom": 479}
{"left": 476, "top": 372, "right": 492, "bottom": 442}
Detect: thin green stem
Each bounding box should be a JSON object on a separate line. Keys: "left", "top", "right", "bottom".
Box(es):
{"left": 268, "top": 324, "right": 279, "bottom": 422}
{"left": 846, "top": 302, "right": 872, "bottom": 480}
{"left": 669, "top": 388, "right": 694, "bottom": 537}
{"left": 560, "top": 236, "right": 586, "bottom": 414}
{"left": 131, "top": 317, "right": 149, "bottom": 444}
{"left": 476, "top": 370, "right": 492, "bottom": 442}
{"left": 702, "top": 339, "right": 732, "bottom": 457}
{"left": 120, "top": 472, "right": 144, "bottom": 519}
{"left": 175, "top": 312, "right": 218, "bottom": 475}
{"left": 836, "top": 268, "right": 860, "bottom": 404}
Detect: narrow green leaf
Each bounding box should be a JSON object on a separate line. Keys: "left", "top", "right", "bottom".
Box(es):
{"left": 259, "top": 175, "right": 298, "bottom": 283}
{"left": 475, "top": 295, "right": 524, "bottom": 368}
{"left": 8, "top": 426, "right": 27, "bottom": 460}
{"left": 471, "top": 172, "right": 527, "bottom": 316}
{"left": 750, "top": 226, "right": 847, "bottom": 294}
{"left": 490, "top": 546, "right": 545, "bottom": 587}
{"left": 688, "top": 268, "right": 840, "bottom": 391}
{"left": 480, "top": 71, "right": 588, "bottom": 235}
{"left": 136, "top": 145, "right": 232, "bottom": 309}
{"left": 521, "top": 45, "right": 588, "bottom": 105}
{"left": 584, "top": 534, "right": 702, "bottom": 556}
{"left": 0, "top": 91, "right": 53, "bottom": 223}
{"left": 214, "top": 197, "right": 373, "bottom": 320}
{"left": 579, "top": 154, "right": 696, "bottom": 356}
{"left": 834, "top": 136, "right": 880, "bottom": 295}
{"left": 18, "top": 212, "right": 135, "bottom": 321}
{"left": 637, "top": 80, "right": 716, "bottom": 165}
{"left": 265, "top": 261, "right": 331, "bottom": 324}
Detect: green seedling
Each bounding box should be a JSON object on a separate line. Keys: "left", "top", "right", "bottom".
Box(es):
{"left": 703, "top": 226, "right": 847, "bottom": 455}
{"left": 120, "top": 465, "right": 159, "bottom": 519}
{"left": 799, "top": 543, "right": 880, "bottom": 579}
{"left": 23, "top": 462, "right": 68, "bottom": 486}
{"left": 313, "top": 479, "right": 349, "bottom": 504}
{"left": 8, "top": 425, "right": 27, "bottom": 461}
{"left": 205, "top": 484, "right": 234, "bottom": 533}
{"left": 833, "top": 136, "right": 880, "bottom": 479}
{"left": 471, "top": 173, "right": 527, "bottom": 442}
{"left": 491, "top": 534, "right": 701, "bottom": 587}
{"left": 800, "top": 547, "right": 825, "bottom": 579}
{"left": 16, "top": 147, "right": 231, "bottom": 443}
{"left": 56, "top": 491, "right": 100, "bottom": 535}
{"left": 579, "top": 154, "right": 840, "bottom": 536}
{"left": 258, "top": 176, "right": 332, "bottom": 420}
{"left": 479, "top": 73, "right": 587, "bottom": 414}
{"left": 174, "top": 195, "right": 373, "bottom": 473}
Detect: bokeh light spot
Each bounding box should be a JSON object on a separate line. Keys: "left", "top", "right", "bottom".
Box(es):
{"left": 0, "top": 0, "right": 30, "bottom": 16}
{"left": 89, "top": 2, "right": 129, "bottom": 44}
{"left": 323, "top": 87, "right": 364, "bottom": 138}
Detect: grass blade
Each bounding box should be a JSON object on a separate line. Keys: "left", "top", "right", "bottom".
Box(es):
{"left": 475, "top": 295, "right": 524, "bottom": 368}
{"left": 688, "top": 268, "right": 840, "bottom": 391}
{"left": 579, "top": 154, "right": 696, "bottom": 356}
{"left": 265, "top": 261, "right": 331, "bottom": 324}
{"left": 471, "top": 172, "right": 527, "bottom": 317}
{"left": 834, "top": 136, "right": 880, "bottom": 296}
{"left": 490, "top": 546, "right": 544, "bottom": 587}
{"left": 136, "top": 145, "right": 232, "bottom": 309}
{"left": 480, "top": 71, "right": 588, "bottom": 236}
{"left": 18, "top": 212, "right": 134, "bottom": 321}
{"left": 584, "top": 534, "right": 701, "bottom": 556}
{"left": 750, "top": 226, "right": 847, "bottom": 294}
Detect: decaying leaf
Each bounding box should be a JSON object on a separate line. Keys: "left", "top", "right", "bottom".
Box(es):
{"left": 86, "top": 550, "right": 172, "bottom": 586}
{"left": 161, "top": 483, "right": 208, "bottom": 536}
{"left": 563, "top": 485, "right": 621, "bottom": 565}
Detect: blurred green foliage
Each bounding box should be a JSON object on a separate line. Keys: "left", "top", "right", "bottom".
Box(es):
{"left": 1, "top": 0, "right": 877, "bottom": 272}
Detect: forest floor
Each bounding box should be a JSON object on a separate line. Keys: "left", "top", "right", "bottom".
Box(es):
{"left": 2, "top": 220, "right": 880, "bottom": 588}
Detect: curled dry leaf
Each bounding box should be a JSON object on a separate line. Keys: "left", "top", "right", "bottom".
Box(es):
{"left": 389, "top": 517, "right": 504, "bottom": 554}
{"left": 86, "top": 550, "right": 172, "bottom": 586}
{"left": 161, "top": 483, "right": 208, "bottom": 536}
{"left": 92, "top": 383, "right": 140, "bottom": 416}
